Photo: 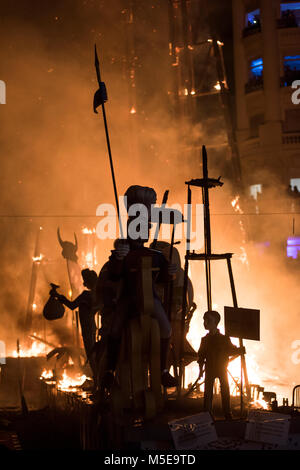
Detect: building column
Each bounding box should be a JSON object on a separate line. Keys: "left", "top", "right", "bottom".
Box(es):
{"left": 232, "top": 0, "right": 249, "bottom": 143}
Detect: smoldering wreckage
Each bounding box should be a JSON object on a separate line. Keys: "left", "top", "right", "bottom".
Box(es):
{"left": 0, "top": 48, "right": 299, "bottom": 453}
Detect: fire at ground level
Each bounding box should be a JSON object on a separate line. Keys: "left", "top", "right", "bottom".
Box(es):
{"left": 0, "top": 347, "right": 299, "bottom": 450}
{"left": 1, "top": 174, "right": 300, "bottom": 450}
{"left": 0, "top": 357, "right": 300, "bottom": 451}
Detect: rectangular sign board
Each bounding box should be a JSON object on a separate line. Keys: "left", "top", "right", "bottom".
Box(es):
{"left": 245, "top": 410, "right": 290, "bottom": 446}
{"left": 224, "top": 306, "right": 260, "bottom": 340}
{"left": 168, "top": 412, "right": 217, "bottom": 450}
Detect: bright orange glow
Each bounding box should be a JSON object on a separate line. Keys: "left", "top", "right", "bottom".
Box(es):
{"left": 82, "top": 227, "right": 95, "bottom": 234}
{"left": 32, "top": 254, "right": 43, "bottom": 262}
{"left": 57, "top": 369, "right": 87, "bottom": 391}
{"left": 40, "top": 369, "right": 54, "bottom": 380}
{"left": 250, "top": 399, "right": 269, "bottom": 410}
{"left": 12, "top": 336, "right": 51, "bottom": 357}
{"left": 231, "top": 195, "right": 243, "bottom": 213}
{"left": 185, "top": 313, "right": 267, "bottom": 397}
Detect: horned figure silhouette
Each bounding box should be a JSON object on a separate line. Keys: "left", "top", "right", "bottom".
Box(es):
{"left": 57, "top": 227, "right": 78, "bottom": 263}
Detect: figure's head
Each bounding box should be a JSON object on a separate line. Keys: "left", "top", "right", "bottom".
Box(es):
{"left": 203, "top": 310, "right": 220, "bottom": 331}
{"left": 57, "top": 227, "right": 78, "bottom": 263}
{"left": 81, "top": 269, "right": 98, "bottom": 290}
{"left": 124, "top": 185, "right": 157, "bottom": 244}
{"left": 124, "top": 185, "right": 157, "bottom": 214}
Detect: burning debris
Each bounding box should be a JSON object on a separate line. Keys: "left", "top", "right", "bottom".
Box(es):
{"left": 57, "top": 370, "right": 88, "bottom": 391}
{"left": 40, "top": 369, "right": 54, "bottom": 380}
{"left": 11, "top": 336, "right": 51, "bottom": 358}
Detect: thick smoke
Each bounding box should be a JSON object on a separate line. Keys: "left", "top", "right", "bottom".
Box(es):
{"left": 0, "top": 1, "right": 298, "bottom": 401}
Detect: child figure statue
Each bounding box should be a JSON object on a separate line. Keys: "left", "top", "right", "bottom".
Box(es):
{"left": 198, "top": 310, "right": 245, "bottom": 420}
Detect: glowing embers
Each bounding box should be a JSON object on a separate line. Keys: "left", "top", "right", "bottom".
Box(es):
{"left": 287, "top": 237, "right": 300, "bottom": 259}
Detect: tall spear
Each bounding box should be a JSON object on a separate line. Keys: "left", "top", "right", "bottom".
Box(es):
{"left": 93, "top": 45, "right": 124, "bottom": 238}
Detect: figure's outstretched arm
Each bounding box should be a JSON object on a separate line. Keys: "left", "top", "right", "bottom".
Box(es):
{"left": 56, "top": 294, "right": 80, "bottom": 311}
{"left": 227, "top": 337, "right": 246, "bottom": 357}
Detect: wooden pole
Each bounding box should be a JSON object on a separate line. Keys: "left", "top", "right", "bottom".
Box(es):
{"left": 227, "top": 257, "right": 250, "bottom": 414}
{"left": 179, "top": 185, "right": 191, "bottom": 393}
{"left": 24, "top": 226, "right": 42, "bottom": 340}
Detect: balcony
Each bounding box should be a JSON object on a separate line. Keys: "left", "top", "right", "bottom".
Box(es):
{"left": 280, "top": 69, "right": 300, "bottom": 87}
{"left": 245, "top": 75, "right": 264, "bottom": 93}
{"left": 277, "top": 17, "right": 298, "bottom": 29}
{"left": 282, "top": 133, "right": 300, "bottom": 144}
{"left": 243, "top": 22, "right": 261, "bottom": 38}
{"left": 277, "top": 8, "right": 299, "bottom": 29}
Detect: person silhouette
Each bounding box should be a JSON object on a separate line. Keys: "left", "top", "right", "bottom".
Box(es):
{"left": 198, "top": 310, "right": 245, "bottom": 420}
{"left": 55, "top": 269, "right": 98, "bottom": 380}
{"left": 101, "top": 185, "right": 178, "bottom": 389}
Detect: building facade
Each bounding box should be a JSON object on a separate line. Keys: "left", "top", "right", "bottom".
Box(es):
{"left": 233, "top": 0, "right": 300, "bottom": 199}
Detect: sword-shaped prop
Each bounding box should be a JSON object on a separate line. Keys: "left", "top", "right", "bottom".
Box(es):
{"left": 93, "top": 44, "right": 124, "bottom": 238}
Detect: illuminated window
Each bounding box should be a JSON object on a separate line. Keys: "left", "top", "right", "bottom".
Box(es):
{"left": 249, "top": 184, "right": 262, "bottom": 200}
{"left": 250, "top": 58, "right": 263, "bottom": 77}
{"left": 284, "top": 55, "right": 300, "bottom": 71}
{"left": 246, "top": 9, "right": 260, "bottom": 26}
{"left": 290, "top": 178, "right": 300, "bottom": 191}
{"left": 280, "top": 3, "right": 300, "bottom": 26}
{"left": 287, "top": 237, "right": 300, "bottom": 259}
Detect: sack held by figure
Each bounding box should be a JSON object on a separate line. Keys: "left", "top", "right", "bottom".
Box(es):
{"left": 43, "top": 283, "right": 65, "bottom": 321}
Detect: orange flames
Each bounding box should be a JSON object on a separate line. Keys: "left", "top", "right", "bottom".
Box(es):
{"left": 12, "top": 337, "right": 51, "bottom": 358}
{"left": 40, "top": 367, "right": 90, "bottom": 394}
{"left": 250, "top": 399, "right": 269, "bottom": 410}
{"left": 32, "top": 254, "right": 43, "bottom": 262}
{"left": 231, "top": 195, "right": 243, "bottom": 214}
{"left": 81, "top": 227, "right": 98, "bottom": 269}
{"left": 40, "top": 369, "right": 54, "bottom": 380}
{"left": 57, "top": 369, "right": 87, "bottom": 391}
{"left": 82, "top": 227, "right": 95, "bottom": 235}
